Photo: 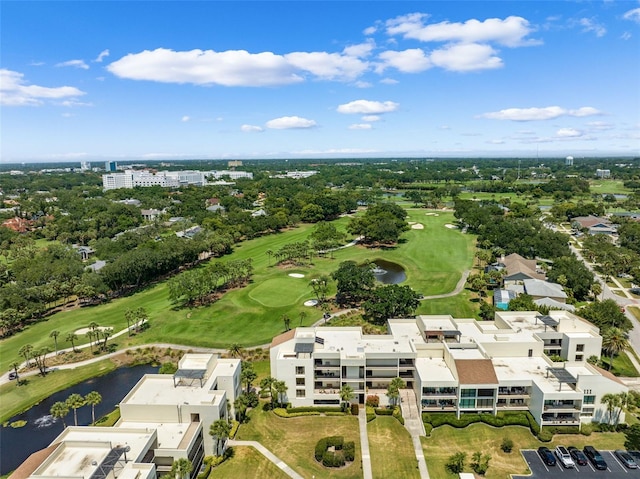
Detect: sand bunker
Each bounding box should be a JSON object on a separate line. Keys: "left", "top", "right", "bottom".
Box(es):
{"left": 304, "top": 299, "right": 318, "bottom": 307}
{"left": 444, "top": 224, "right": 458, "bottom": 229}
{"left": 289, "top": 273, "right": 305, "bottom": 278}
{"left": 425, "top": 212, "right": 439, "bottom": 216}
{"left": 408, "top": 221, "right": 417, "bottom": 225}
{"left": 411, "top": 223, "right": 424, "bottom": 230}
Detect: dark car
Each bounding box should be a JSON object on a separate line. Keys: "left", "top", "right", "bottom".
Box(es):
{"left": 568, "top": 446, "right": 588, "bottom": 466}
{"left": 629, "top": 450, "right": 640, "bottom": 463}
{"left": 538, "top": 446, "right": 556, "bottom": 466}
{"left": 615, "top": 450, "right": 638, "bottom": 469}
{"left": 8, "top": 371, "right": 17, "bottom": 380}
{"left": 584, "top": 446, "right": 608, "bottom": 470}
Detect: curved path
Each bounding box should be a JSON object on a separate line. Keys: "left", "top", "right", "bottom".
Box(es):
{"left": 420, "top": 269, "right": 471, "bottom": 300}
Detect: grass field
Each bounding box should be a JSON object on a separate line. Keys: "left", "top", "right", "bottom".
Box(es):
{"left": 209, "top": 446, "right": 290, "bottom": 479}
{"left": 422, "top": 423, "right": 626, "bottom": 479}
{"left": 236, "top": 405, "right": 362, "bottom": 479}
{"left": 368, "top": 416, "right": 420, "bottom": 479}
{"left": 0, "top": 211, "right": 476, "bottom": 373}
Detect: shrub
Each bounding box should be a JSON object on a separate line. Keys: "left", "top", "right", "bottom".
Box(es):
{"left": 287, "top": 406, "right": 343, "bottom": 414}
{"left": 446, "top": 452, "right": 466, "bottom": 474}
{"left": 366, "top": 406, "right": 376, "bottom": 422}
{"left": 537, "top": 429, "right": 554, "bottom": 442}
{"left": 343, "top": 441, "right": 355, "bottom": 462}
{"left": 351, "top": 403, "right": 359, "bottom": 415}
{"left": 274, "top": 408, "right": 320, "bottom": 418}
{"left": 424, "top": 423, "right": 433, "bottom": 436}
{"left": 316, "top": 436, "right": 351, "bottom": 467}
{"left": 501, "top": 437, "right": 514, "bottom": 453}
{"left": 375, "top": 407, "right": 393, "bottom": 416}
{"left": 366, "top": 395, "right": 380, "bottom": 407}
{"left": 322, "top": 451, "right": 345, "bottom": 467}
{"left": 580, "top": 423, "right": 593, "bottom": 436}
{"left": 392, "top": 406, "right": 404, "bottom": 425}
{"left": 229, "top": 420, "right": 240, "bottom": 439}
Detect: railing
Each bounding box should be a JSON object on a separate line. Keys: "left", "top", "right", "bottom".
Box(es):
{"left": 544, "top": 404, "right": 580, "bottom": 411}
{"left": 315, "top": 372, "right": 339, "bottom": 379}
{"left": 498, "top": 389, "right": 530, "bottom": 396}
{"left": 315, "top": 388, "right": 340, "bottom": 394}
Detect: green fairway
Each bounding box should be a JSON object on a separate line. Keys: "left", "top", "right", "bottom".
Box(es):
{"left": 1, "top": 211, "right": 476, "bottom": 373}
{"left": 368, "top": 416, "right": 420, "bottom": 479}
{"left": 210, "top": 446, "right": 290, "bottom": 479}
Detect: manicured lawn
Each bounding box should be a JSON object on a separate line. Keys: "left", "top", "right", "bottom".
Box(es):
{"left": 590, "top": 179, "right": 633, "bottom": 195}
{"left": 368, "top": 416, "right": 420, "bottom": 479}
{"left": 236, "top": 405, "right": 362, "bottom": 479}
{"left": 422, "top": 423, "right": 626, "bottom": 479}
{"left": 1, "top": 211, "right": 475, "bottom": 373}
{"left": 417, "top": 290, "right": 479, "bottom": 318}
{"left": 601, "top": 352, "right": 639, "bottom": 377}
{"left": 0, "top": 359, "right": 117, "bottom": 423}
{"left": 210, "top": 446, "right": 290, "bottom": 479}
{"left": 251, "top": 359, "right": 270, "bottom": 385}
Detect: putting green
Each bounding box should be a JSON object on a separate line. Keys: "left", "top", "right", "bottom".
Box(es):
{"left": 248, "top": 276, "right": 310, "bottom": 307}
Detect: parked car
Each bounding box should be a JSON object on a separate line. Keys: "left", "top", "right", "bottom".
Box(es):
{"left": 8, "top": 371, "right": 18, "bottom": 380}
{"left": 584, "top": 446, "right": 608, "bottom": 470}
{"left": 615, "top": 450, "right": 638, "bottom": 469}
{"left": 568, "top": 446, "right": 588, "bottom": 466}
{"left": 538, "top": 446, "right": 556, "bottom": 466}
{"left": 555, "top": 446, "right": 576, "bottom": 468}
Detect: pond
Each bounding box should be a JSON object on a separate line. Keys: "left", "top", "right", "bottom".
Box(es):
{"left": 370, "top": 259, "right": 406, "bottom": 284}
{"left": 0, "top": 364, "right": 157, "bottom": 476}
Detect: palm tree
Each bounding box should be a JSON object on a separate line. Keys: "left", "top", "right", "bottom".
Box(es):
{"left": 209, "top": 419, "right": 231, "bottom": 456}
{"left": 18, "top": 344, "right": 33, "bottom": 367}
{"left": 282, "top": 314, "right": 291, "bottom": 331}
{"left": 260, "top": 376, "right": 276, "bottom": 408}
{"left": 85, "top": 391, "right": 102, "bottom": 424}
{"left": 265, "top": 249, "right": 273, "bottom": 266}
{"left": 298, "top": 310, "right": 307, "bottom": 327}
{"left": 274, "top": 380, "right": 288, "bottom": 407}
{"left": 228, "top": 343, "right": 243, "bottom": 358}
{"left": 171, "top": 458, "right": 193, "bottom": 479}
{"left": 340, "top": 384, "right": 354, "bottom": 409}
{"left": 124, "top": 308, "right": 135, "bottom": 336}
{"left": 50, "top": 330, "right": 60, "bottom": 355}
{"left": 602, "top": 327, "right": 630, "bottom": 370}
{"left": 50, "top": 401, "right": 70, "bottom": 429}
{"left": 86, "top": 330, "right": 94, "bottom": 352}
{"left": 386, "top": 377, "right": 405, "bottom": 407}
{"left": 66, "top": 332, "right": 78, "bottom": 352}
{"left": 66, "top": 393, "right": 85, "bottom": 426}
{"left": 601, "top": 393, "right": 623, "bottom": 425}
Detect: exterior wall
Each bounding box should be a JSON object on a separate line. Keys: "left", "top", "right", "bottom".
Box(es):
{"left": 578, "top": 373, "right": 628, "bottom": 424}
{"left": 561, "top": 335, "right": 602, "bottom": 362}
{"left": 120, "top": 403, "right": 180, "bottom": 422}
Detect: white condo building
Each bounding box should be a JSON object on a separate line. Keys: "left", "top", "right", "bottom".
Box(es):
{"left": 12, "top": 354, "right": 241, "bottom": 479}
{"left": 270, "top": 311, "right": 627, "bottom": 427}
{"left": 102, "top": 170, "right": 253, "bottom": 190}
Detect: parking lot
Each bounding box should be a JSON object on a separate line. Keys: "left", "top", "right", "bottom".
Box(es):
{"left": 513, "top": 450, "right": 640, "bottom": 478}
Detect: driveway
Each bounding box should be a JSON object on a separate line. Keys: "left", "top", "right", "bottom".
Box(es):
{"left": 514, "top": 449, "right": 640, "bottom": 478}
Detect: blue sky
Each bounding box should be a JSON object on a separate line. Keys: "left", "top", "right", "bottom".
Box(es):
{"left": 2, "top": 1, "right": 640, "bottom": 163}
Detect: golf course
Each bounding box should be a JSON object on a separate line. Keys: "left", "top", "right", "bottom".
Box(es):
{"left": 0, "top": 209, "right": 476, "bottom": 374}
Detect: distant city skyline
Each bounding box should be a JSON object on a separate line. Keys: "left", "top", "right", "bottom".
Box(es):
{"left": 2, "top": 1, "right": 639, "bottom": 163}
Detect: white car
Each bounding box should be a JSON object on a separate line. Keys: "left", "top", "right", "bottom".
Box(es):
{"left": 555, "top": 445, "right": 576, "bottom": 468}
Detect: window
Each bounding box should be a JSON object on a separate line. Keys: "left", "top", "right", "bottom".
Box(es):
{"left": 459, "top": 399, "right": 475, "bottom": 408}
{"left": 575, "top": 354, "right": 583, "bottom": 362}
{"left": 528, "top": 349, "right": 533, "bottom": 357}
{"left": 461, "top": 389, "right": 476, "bottom": 398}
{"left": 296, "top": 366, "right": 305, "bottom": 375}
{"left": 296, "top": 377, "right": 305, "bottom": 386}
{"left": 583, "top": 395, "right": 596, "bottom": 404}
{"left": 296, "top": 389, "right": 306, "bottom": 398}
{"left": 477, "top": 398, "right": 494, "bottom": 408}
{"left": 576, "top": 344, "right": 585, "bottom": 352}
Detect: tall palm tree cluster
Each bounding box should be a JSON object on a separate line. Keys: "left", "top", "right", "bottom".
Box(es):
{"left": 49, "top": 391, "right": 102, "bottom": 428}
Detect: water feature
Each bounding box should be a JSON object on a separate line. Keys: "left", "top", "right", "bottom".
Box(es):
{"left": 0, "top": 364, "right": 157, "bottom": 475}
{"left": 369, "top": 259, "right": 406, "bottom": 284}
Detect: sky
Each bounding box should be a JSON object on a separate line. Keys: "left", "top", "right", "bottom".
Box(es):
{"left": 1, "top": 1, "right": 640, "bottom": 163}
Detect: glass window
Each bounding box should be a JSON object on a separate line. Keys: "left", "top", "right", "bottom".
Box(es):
{"left": 461, "top": 389, "right": 476, "bottom": 398}
{"left": 583, "top": 395, "right": 596, "bottom": 404}
{"left": 575, "top": 354, "right": 583, "bottom": 361}
{"left": 296, "top": 377, "right": 305, "bottom": 386}
{"left": 459, "top": 398, "right": 475, "bottom": 408}
{"left": 477, "top": 398, "right": 494, "bottom": 408}
{"left": 576, "top": 344, "right": 585, "bottom": 352}
{"left": 296, "top": 389, "right": 305, "bottom": 398}
{"left": 296, "top": 366, "right": 305, "bottom": 375}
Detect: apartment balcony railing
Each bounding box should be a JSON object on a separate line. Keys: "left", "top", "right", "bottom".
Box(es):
{"left": 544, "top": 404, "right": 581, "bottom": 412}
{"left": 315, "top": 372, "right": 339, "bottom": 379}
{"left": 315, "top": 388, "right": 340, "bottom": 395}
{"left": 498, "top": 388, "right": 530, "bottom": 396}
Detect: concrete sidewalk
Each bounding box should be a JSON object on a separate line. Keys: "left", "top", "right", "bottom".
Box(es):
{"left": 358, "top": 407, "right": 373, "bottom": 479}
{"left": 228, "top": 440, "right": 303, "bottom": 479}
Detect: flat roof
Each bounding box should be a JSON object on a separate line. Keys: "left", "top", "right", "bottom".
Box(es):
{"left": 118, "top": 421, "right": 196, "bottom": 449}
{"left": 492, "top": 357, "right": 586, "bottom": 394}
{"left": 415, "top": 357, "right": 456, "bottom": 383}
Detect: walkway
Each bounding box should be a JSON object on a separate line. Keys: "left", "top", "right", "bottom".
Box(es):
{"left": 227, "top": 440, "right": 303, "bottom": 479}
{"left": 400, "top": 389, "right": 430, "bottom": 479}
{"left": 358, "top": 407, "right": 373, "bottom": 479}
{"left": 420, "top": 269, "right": 471, "bottom": 300}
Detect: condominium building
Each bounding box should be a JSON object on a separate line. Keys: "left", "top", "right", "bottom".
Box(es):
{"left": 270, "top": 311, "right": 627, "bottom": 427}
{"left": 102, "top": 170, "right": 253, "bottom": 190}
{"left": 12, "top": 354, "right": 241, "bottom": 479}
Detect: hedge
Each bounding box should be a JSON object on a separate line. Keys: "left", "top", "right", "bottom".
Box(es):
{"left": 351, "top": 403, "right": 359, "bottom": 415}
{"left": 229, "top": 420, "right": 240, "bottom": 439}
{"left": 274, "top": 408, "right": 320, "bottom": 418}
{"left": 375, "top": 408, "right": 393, "bottom": 416}
{"left": 315, "top": 436, "right": 354, "bottom": 467}
{"left": 287, "top": 406, "right": 343, "bottom": 414}
{"left": 366, "top": 406, "right": 376, "bottom": 422}
{"left": 392, "top": 406, "right": 405, "bottom": 425}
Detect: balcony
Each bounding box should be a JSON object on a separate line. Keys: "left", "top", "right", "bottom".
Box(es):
{"left": 314, "top": 362, "right": 340, "bottom": 369}
{"left": 544, "top": 404, "right": 580, "bottom": 412}
{"left": 542, "top": 414, "right": 580, "bottom": 426}
{"left": 315, "top": 388, "right": 340, "bottom": 395}
{"left": 498, "top": 387, "right": 530, "bottom": 396}
{"left": 315, "top": 372, "right": 339, "bottom": 379}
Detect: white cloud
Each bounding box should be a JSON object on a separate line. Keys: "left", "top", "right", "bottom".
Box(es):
{"left": 578, "top": 18, "right": 606, "bottom": 37}
{"left": 380, "top": 78, "right": 399, "bottom": 84}
{"left": 241, "top": 124, "right": 264, "bottom": 132}
{"left": 58, "top": 99, "right": 92, "bottom": 107}
{"left": 363, "top": 25, "right": 377, "bottom": 36}
{"left": 181, "top": 116, "right": 191, "bottom": 122}
{"left": 430, "top": 43, "right": 502, "bottom": 71}
{"left": 266, "top": 116, "right": 317, "bottom": 129}
{"left": 342, "top": 41, "right": 375, "bottom": 58}
{"left": 487, "top": 139, "right": 505, "bottom": 144}
{"left": 354, "top": 80, "right": 372, "bottom": 88}
{"left": 108, "top": 48, "right": 302, "bottom": 86}
{"left": 480, "top": 105, "right": 602, "bottom": 121}
{"left": 556, "top": 128, "right": 583, "bottom": 137}
{"left": 29, "top": 61, "right": 45, "bottom": 66}
{"left": 348, "top": 123, "right": 373, "bottom": 130}
{"left": 623, "top": 8, "right": 640, "bottom": 23}
{"left": 56, "top": 59, "right": 89, "bottom": 70}
{"left": 621, "top": 32, "right": 632, "bottom": 41}
{"left": 386, "top": 13, "right": 539, "bottom": 47}
{"left": 586, "top": 121, "right": 613, "bottom": 131}
{"left": 94, "top": 49, "right": 110, "bottom": 62}
{"left": 0, "top": 69, "right": 86, "bottom": 106}
{"left": 284, "top": 51, "right": 368, "bottom": 80}
{"left": 378, "top": 48, "right": 431, "bottom": 73}
{"left": 362, "top": 115, "right": 380, "bottom": 122}
{"left": 337, "top": 99, "right": 399, "bottom": 114}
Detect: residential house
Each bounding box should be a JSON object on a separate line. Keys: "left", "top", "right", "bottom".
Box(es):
{"left": 502, "top": 253, "right": 545, "bottom": 285}
{"left": 571, "top": 216, "right": 617, "bottom": 236}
